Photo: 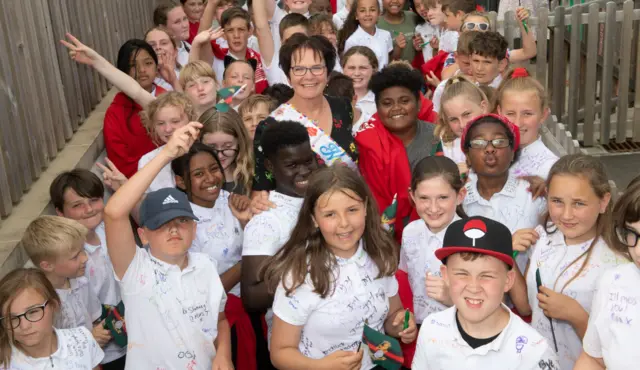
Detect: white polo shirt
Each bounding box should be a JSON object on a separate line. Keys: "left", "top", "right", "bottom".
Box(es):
{"left": 439, "top": 30, "right": 459, "bottom": 53}
{"left": 7, "top": 327, "right": 104, "bottom": 370}
{"left": 583, "top": 263, "right": 640, "bottom": 370}
{"left": 355, "top": 90, "right": 376, "bottom": 119}
{"left": 526, "top": 225, "right": 628, "bottom": 370}
{"left": 177, "top": 41, "right": 191, "bottom": 67}
{"left": 242, "top": 191, "right": 304, "bottom": 336}
{"left": 272, "top": 242, "right": 399, "bottom": 370}
{"left": 415, "top": 23, "right": 440, "bottom": 61}
{"left": 118, "top": 247, "right": 227, "bottom": 370}
{"left": 263, "top": 52, "right": 290, "bottom": 86}
{"left": 432, "top": 78, "right": 449, "bottom": 113}
{"left": 510, "top": 137, "right": 558, "bottom": 179}
{"left": 84, "top": 222, "right": 120, "bottom": 306}
{"left": 463, "top": 174, "right": 546, "bottom": 272}
{"left": 190, "top": 190, "right": 243, "bottom": 297}
{"left": 412, "top": 305, "right": 559, "bottom": 369}
{"left": 400, "top": 216, "right": 459, "bottom": 324}
{"left": 138, "top": 145, "right": 176, "bottom": 193}
{"left": 345, "top": 26, "right": 393, "bottom": 70}
{"left": 55, "top": 276, "right": 102, "bottom": 331}
{"left": 440, "top": 137, "right": 466, "bottom": 165}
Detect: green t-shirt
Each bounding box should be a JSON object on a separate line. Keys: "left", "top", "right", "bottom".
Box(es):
{"left": 377, "top": 11, "right": 419, "bottom": 63}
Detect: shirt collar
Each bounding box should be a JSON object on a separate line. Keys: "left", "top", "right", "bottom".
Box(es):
{"left": 149, "top": 251, "right": 198, "bottom": 274}
{"left": 425, "top": 214, "right": 461, "bottom": 241}
{"left": 545, "top": 225, "right": 595, "bottom": 252}
{"left": 269, "top": 191, "right": 304, "bottom": 209}
{"left": 356, "top": 25, "right": 378, "bottom": 38}
{"left": 451, "top": 303, "right": 514, "bottom": 354}
{"left": 335, "top": 240, "right": 368, "bottom": 267}
{"left": 359, "top": 90, "right": 375, "bottom": 104}
{"left": 520, "top": 136, "right": 543, "bottom": 155}
{"left": 464, "top": 175, "right": 519, "bottom": 205}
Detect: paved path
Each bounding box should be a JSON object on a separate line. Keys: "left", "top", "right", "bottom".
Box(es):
{"left": 594, "top": 153, "right": 640, "bottom": 190}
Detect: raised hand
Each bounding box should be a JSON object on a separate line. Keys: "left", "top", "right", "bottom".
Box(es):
{"left": 162, "top": 122, "right": 203, "bottom": 159}
{"left": 60, "top": 33, "right": 101, "bottom": 66}
{"left": 425, "top": 272, "right": 452, "bottom": 306}
{"left": 96, "top": 158, "right": 128, "bottom": 192}
{"left": 429, "top": 35, "right": 439, "bottom": 50}
{"left": 157, "top": 50, "right": 178, "bottom": 83}
{"left": 395, "top": 33, "right": 407, "bottom": 50}
{"left": 512, "top": 228, "right": 539, "bottom": 253}
{"left": 516, "top": 7, "right": 530, "bottom": 23}
{"left": 229, "top": 193, "right": 252, "bottom": 226}
{"left": 193, "top": 27, "right": 224, "bottom": 46}
{"left": 413, "top": 34, "right": 424, "bottom": 51}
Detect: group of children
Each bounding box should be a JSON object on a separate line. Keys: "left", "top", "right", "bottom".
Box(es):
{"left": 1, "top": 0, "right": 638, "bottom": 370}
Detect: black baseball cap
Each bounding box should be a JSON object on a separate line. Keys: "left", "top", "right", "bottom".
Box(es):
{"left": 435, "top": 216, "right": 514, "bottom": 267}
{"left": 139, "top": 188, "right": 198, "bottom": 230}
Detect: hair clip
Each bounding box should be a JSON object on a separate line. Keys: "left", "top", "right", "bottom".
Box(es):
{"left": 214, "top": 84, "right": 247, "bottom": 112}
{"left": 511, "top": 67, "right": 529, "bottom": 78}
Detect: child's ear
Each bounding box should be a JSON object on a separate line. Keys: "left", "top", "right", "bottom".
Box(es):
{"left": 175, "top": 175, "right": 187, "bottom": 191}
{"left": 39, "top": 260, "right": 54, "bottom": 273}
{"left": 505, "top": 268, "right": 516, "bottom": 292}
{"left": 55, "top": 208, "right": 64, "bottom": 217}
{"left": 498, "top": 58, "right": 509, "bottom": 73}
{"left": 481, "top": 99, "right": 490, "bottom": 114}
{"left": 265, "top": 158, "right": 274, "bottom": 173}
{"left": 456, "top": 186, "right": 467, "bottom": 205}
{"left": 440, "top": 264, "right": 449, "bottom": 284}
{"left": 311, "top": 215, "right": 319, "bottom": 229}
{"left": 541, "top": 106, "right": 550, "bottom": 124}
{"left": 137, "top": 227, "right": 149, "bottom": 245}
{"left": 599, "top": 192, "right": 612, "bottom": 214}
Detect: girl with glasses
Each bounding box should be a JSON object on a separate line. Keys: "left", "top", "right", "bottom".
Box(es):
{"left": 0, "top": 268, "right": 104, "bottom": 369}
{"left": 574, "top": 177, "right": 640, "bottom": 370}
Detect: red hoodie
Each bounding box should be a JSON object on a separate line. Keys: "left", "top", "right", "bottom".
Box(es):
{"left": 103, "top": 86, "right": 165, "bottom": 178}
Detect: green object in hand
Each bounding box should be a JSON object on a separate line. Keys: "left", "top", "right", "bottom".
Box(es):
{"left": 522, "top": 20, "right": 529, "bottom": 34}
{"left": 513, "top": 251, "right": 519, "bottom": 259}
{"left": 403, "top": 309, "right": 410, "bottom": 330}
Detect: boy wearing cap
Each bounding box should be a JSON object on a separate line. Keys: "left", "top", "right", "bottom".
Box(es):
{"left": 412, "top": 216, "right": 559, "bottom": 369}
{"left": 103, "top": 122, "right": 233, "bottom": 370}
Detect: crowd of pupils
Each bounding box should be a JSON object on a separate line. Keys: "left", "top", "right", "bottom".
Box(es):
{"left": 1, "top": 0, "right": 639, "bottom": 369}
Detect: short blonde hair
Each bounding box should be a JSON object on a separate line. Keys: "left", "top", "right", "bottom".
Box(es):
{"left": 179, "top": 60, "right": 218, "bottom": 89}
{"left": 140, "top": 91, "right": 198, "bottom": 144}
{"left": 21, "top": 216, "right": 87, "bottom": 264}
{"left": 238, "top": 94, "right": 277, "bottom": 117}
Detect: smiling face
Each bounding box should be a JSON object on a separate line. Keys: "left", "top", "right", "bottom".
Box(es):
{"left": 241, "top": 102, "right": 270, "bottom": 139}
{"left": 497, "top": 90, "right": 547, "bottom": 147}
{"left": 310, "top": 0, "right": 333, "bottom": 15}
{"left": 43, "top": 245, "right": 88, "bottom": 279}
{"left": 343, "top": 53, "right": 374, "bottom": 91}
{"left": 224, "top": 17, "right": 250, "bottom": 54}
{"left": 140, "top": 217, "right": 197, "bottom": 260}
{"left": 377, "top": 86, "right": 419, "bottom": 135}
{"left": 268, "top": 142, "right": 318, "bottom": 197}
{"left": 56, "top": 188, "right": 104, "bottom": 231}
{"left": 442, "top": 253, "right": 514, "bottom": 325}
{"left": 284, "top": 0, "right": 313, "bottom": 13}
{"left": 462, "top": 15, "right": 490, "bottom": 33}
{"left": 355, "top": 0, "right": 380, "bottom": 32}
{"left": 201, "top": 131, "right": 239, "bottom": 171}
{"left": 179, "top": 152, "right": 224, "bottom": 207}
{"left": 146, "top": 29, "right": 177, "bottom": 61}
{"left": 289, "top": 48, "right": 328, "bottom": 100}
{"left": 382, "top": 0, "right": 404, "bottom": 16}
{"left": 153, "top": 105, "right": 189, "bottom": 143}
{"left": 223, "top": 62, "right": 255, "bottom": 102}
{"left": 426, "top": 2, "right": 446, "bottom": 26}
{"left": 443, "top": 95, "right": 487, "bottom": 137}
{"left": 466, "top": 121, "right": 514, "bottom": 177}
{"left": 5, "top": 289, "right": 56, "bottom": 351}
{"left": 411, "top": 176, "right": 465, "bottom": 233}
{"left": 183, "top": 0, "right": 205, "bottom": 23}
{"left": 471, "top": 53, "right": 506, "bottom": 85}
{"left": 313, "top": 22, "right": 337, "bottom": 48}
{"left": 547, "top": 174, "right": 610, "bottom": 246}
{"left": 184, "top": 76, "right": 217, "bottom": 109}
{"left": 166, "top": 6, "right": 190, "bottom": 42}
{"left": 129, "top": 49, "right": 158, "bottom": 91}
{"left": 313, "top": 189, "right": 367, "bottom": 259}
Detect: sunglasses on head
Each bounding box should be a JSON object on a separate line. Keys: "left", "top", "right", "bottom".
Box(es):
{"left": 463, "top": 22, "right": 490, "bottom": 31}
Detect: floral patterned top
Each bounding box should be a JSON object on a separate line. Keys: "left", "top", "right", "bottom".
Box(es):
{"left": 252, "top": 95, "right": 359, "bottom": 191}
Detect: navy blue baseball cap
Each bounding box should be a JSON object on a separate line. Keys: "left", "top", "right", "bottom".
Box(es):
{"left": 139, "top": 188, "right": 198, "bottom": 230}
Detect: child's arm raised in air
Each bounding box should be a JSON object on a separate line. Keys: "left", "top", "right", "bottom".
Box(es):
{"left": 103, "top": 122, "right": 202, "bottom": 279}
{"left": 190, "top": 28, "right": 224, "bottom": 66}
{"left": 508, "top": 7, "right": 537, "bottom": 63}
{"left": 60, "top": 33, "right": 155, "bottom": 109}
{"left": 253, "top": 0, "right": 276, "bottom": 67}
{"left": 574, "top": 351, "right": 606, "bottom": 370}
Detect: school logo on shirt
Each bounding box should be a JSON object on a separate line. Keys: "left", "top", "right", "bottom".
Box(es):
{"left": 463, "top": 219, "right": 487, "bottom": 247}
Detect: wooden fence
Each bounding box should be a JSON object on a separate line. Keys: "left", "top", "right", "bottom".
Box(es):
{"left": 0, "top": 0, "right": 158, "bottom": 220}
{"left": 491, "top": 0, "right": 640, "bottom": 148}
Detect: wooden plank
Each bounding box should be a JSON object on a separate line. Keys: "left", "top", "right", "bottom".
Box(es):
{"left": 503, "top": 10, "right": 515, "bottom": 50}
{"left": 616, "top": 0, "right": 633, "bottom": 142}
{"left": 68, "top": 0, "right": 93, "bottom": 118}
{"left": 567, "top": 5, "right": 582, "bottom": 136}
{"left": 0, "top": 92, "right": 15, "bottom": 218}
{"left": 552, "top": 6, "right": 566, "bottom": 119}
{"left": 599, "top": 1, "right": 617, "bottom": 144}
{"left": 583, "top": 2, "right": 600, "bottom": 147}
{"left": 536, "top": 6, "right": 550, "bottom": 88}
{"left": 90, "top": 0, "right": 108, "bottom": 96}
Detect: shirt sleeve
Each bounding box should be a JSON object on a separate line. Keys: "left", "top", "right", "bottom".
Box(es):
{"left": 242, "top": 214, "right": 282, "bottom": 256}
{"left": 118, "top": 247, "right": 150, "bottom": 295}
{"left": 385, "top": 31, "right": 394, "bottom": 53}
{"left": 272, "top": 279, "right": 322, "bottom": 326}
{"left": 384, "top": 275, "right": 399, "bottom": 298}
{"left": 582, "top": 270, "right": 612, "bottom": 358}
{"left": 81, "top": 326, "right": 106, "bottom": 367}
{"left": 252, "top": 118, "right": 277, "bottom": 191}
{"left": 399, "top": 245, "right": 408, "bottom": 272}
{"left": 86, "top": 282, "right": 103, "bottom": 322}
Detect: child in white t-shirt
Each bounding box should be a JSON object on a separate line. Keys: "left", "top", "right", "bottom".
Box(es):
{"left": 413, "top": 216, "right": 559, "bottom": 369}
{"left": 241, "top": 120, "right": 319, "bottom": 339}
{"left": 515, "top": 154, "right": 629, "bottom": 370}
{"left": 575, "top": 179, "right": 640, "bottom": 370}
{"left": 414, "top": 0, "right": 458, "bottom": 61}
{"left": 400, "top": 156, "right": 466, "bottom": 325}
{"left": 0, "top": 268, "right": 104, "bottom": 370}
{"left": 103, "top": 122, "right": 232, "bottom": 370}
{"left": 264, "top": 166, "right": 417, "bottom": 369}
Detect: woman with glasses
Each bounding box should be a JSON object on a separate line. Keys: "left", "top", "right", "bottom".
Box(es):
{"left": 250, "top": 34, "right": 358, "bottom": 198}
{"left": 575, "top": 178, "right": 640, "bottom": 370}
{"left": 199, "top": 107, "right": 254, "bottom": 196}
{"left": 0, "top": 268, "right": 104, "bottom": 369}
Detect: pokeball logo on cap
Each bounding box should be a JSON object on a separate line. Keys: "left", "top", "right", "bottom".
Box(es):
{"left": 463, "top": 219, "right": 487, "bottom": 247}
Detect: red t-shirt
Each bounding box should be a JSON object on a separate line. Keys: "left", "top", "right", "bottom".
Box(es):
{"left": 188, "top": 21, "right": 200, "bottom": 45}
{"left": 103, "top": 86, "right": 166, "bottom": 178}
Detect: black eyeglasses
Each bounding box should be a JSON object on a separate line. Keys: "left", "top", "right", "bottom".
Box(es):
{"left": 615, "top": 226, "right": 640, "bottom": 247}
{"left": 0, "top": 301, "right": 49, "bottom": 329}
{"left": 463, "top": 22, "right": 490, "bottom": 31}
{"left": 210, "top": 147, "right": 238, "bottom": 158}
{"left": 290, "top": 65, "right": 326, "bottom": 76}
{"left": 468, "top": 138, "right": 511, "bottom": 150}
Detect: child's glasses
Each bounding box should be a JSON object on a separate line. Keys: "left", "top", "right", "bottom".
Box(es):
{"left": 615, "top": 226, "right": 640, "bottom": 247}
{"left": 463, "top": 22, "right": 490, "bottom": 31}
{"left": 468, "top": 138, "right": 511, "bottom": 150}
{"left": 0, "top": 301, "right": 49, "bottom": 329}
{"left": 210, "top": 147, "right": 239, "bottom": 158}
